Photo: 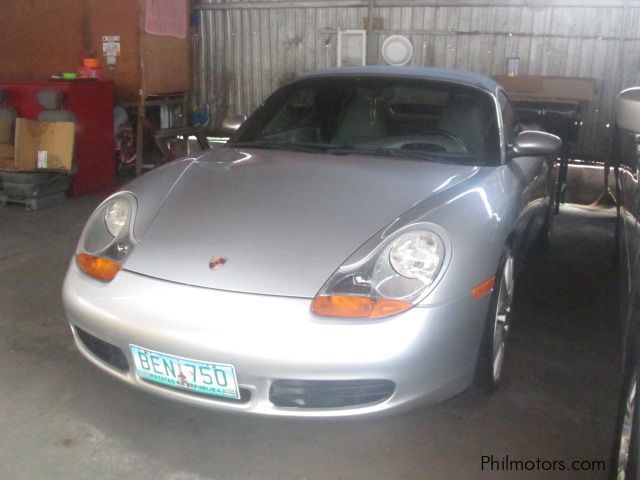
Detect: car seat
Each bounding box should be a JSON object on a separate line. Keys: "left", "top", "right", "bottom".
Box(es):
{"left": 439, "top": 95, "right": 487, "bottom": 154}
{"left": 37, "top": 91, "right": 77, "bottom": 123}
{"left": 331, "top": 88, "right": 389, "bottom": 146}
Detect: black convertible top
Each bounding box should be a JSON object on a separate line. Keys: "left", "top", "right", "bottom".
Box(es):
{"left": 301, "top": 66, "right": 500, "bottom": 94}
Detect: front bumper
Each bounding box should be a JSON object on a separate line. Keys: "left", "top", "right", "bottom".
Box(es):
{"left": 62, "top": 264, "right": 489, "bottom": 417}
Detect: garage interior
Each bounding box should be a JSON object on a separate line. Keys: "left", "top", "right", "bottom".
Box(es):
{"left": 0, "top": 1, "right": 636, "bottom": 479}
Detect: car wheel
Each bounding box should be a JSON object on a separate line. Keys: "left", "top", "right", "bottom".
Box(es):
{"left": 474, "top": 246, "right": 515, "bottom": 393}
{"left": 611, "top": 366, "right": 640, "bottom": 480}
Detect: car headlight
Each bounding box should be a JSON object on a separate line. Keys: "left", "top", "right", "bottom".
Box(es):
{"left": 75, "top": 192, "right": 137, "bottom": 282}
{"left": 388, "top": 231, "right": 444, "bottom": 281}
{"left": 311, "top": 225, "right": 450, "bottom": 319}
{"left": 104, "top": 198, "right": 130, "bottom": 237}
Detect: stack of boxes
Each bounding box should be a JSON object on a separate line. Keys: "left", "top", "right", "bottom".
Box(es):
{"left": 0, "top": 90, "right": 75, "bottom": 209}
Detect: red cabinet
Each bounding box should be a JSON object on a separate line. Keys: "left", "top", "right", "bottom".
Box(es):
{"left": 0, "top": 80, "right": 115, "bottom": 196}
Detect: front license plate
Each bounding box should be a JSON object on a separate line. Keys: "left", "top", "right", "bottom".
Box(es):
{"left": 130, "top": 345, "right": 240, "bottom": 400}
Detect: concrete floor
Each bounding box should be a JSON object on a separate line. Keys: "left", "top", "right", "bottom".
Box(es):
{"left": 0, "top": 196, "right": 621, "bottom": 479}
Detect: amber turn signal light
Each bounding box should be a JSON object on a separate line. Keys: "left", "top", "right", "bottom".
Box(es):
{"left": 311, "top": 295, "right": 413, "bottom": 319}
{"left": 76, "top": 253, "right": 121, "bottom": 282}
{"left": 472, "top": 275, "right": 495, "bottom": 300}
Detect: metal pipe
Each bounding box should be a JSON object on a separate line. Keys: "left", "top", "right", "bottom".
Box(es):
{"left": 194, "top": 0, "right": 633, "bottom": 11}
{"left": 319, "top": 27, "right": 640, "bottom": 42}
{"left": 366, "top": 0, "right": 374, "bottom": 65}
{"left": 376, "top": 0, "right": 630, "bottom": 6}
{"left": 136, "top": 0, "right": 146, "bottom": 177}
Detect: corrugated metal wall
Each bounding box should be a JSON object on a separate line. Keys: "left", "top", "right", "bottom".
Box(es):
{"left": 195, "top": 0, "right": 640, "bottom": 157}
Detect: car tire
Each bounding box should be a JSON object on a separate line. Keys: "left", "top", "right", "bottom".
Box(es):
{"left": 610, "top": 362, "right": 640, "bottom": 480}
{"left": 474, "top": 246, "right": 515, "bottom": 393}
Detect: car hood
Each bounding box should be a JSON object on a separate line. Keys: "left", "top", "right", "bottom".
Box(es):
{"left": 124, "top": 147, "right": 479, "bottom": 297}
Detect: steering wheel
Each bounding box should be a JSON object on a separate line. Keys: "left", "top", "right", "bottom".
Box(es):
{"left": 372, "top": 131, "right": 467, "bottom": 154}
{"left": 408, "top": 130, "right": 467, "bottom": 153}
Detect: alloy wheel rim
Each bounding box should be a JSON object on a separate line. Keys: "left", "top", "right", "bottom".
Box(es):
{"left": 492, "top": 254, "right": 514, "bottom": 383}
{"left": 618, "top": 375, "right": 637, "bottom": 480}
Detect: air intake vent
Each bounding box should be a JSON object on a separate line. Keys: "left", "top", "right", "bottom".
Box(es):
{"left": 76, "top": 327, "right": 129, "bottom": 372}
{"left": 270, "top": 379, "right": 395, "bottom": 408}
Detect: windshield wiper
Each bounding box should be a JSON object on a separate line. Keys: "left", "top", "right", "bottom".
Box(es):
{"left": 373, "top": 147, "right": 459, "bottom": 164}
{"left": 229, "top": 142, "right": 466, "bottom": 164}
{"left": 326, "top": 146, "right": 458, "bottom": 164}
{"left": 228, "top": 141, "right": 331, "bottom": 153}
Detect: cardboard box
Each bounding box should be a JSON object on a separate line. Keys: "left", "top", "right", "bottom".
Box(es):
{"left": 13, "top": 118, "right": 75, "bottom": 171}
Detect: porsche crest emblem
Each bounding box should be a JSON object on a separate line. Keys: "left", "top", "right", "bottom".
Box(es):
{"left": 209, "top": 256, "right": 227, "bottom": 270}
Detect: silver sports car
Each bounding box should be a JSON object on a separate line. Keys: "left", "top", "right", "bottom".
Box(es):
{"left": 63, "top": 67, "right": 561, "bottom": 417}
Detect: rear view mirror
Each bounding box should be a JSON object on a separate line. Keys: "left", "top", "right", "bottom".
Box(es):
{"left": 221, "top": 115, "right": 247, "bottom": 135}
{"left": 510, "top": 130, "right": 562, "bottom": 158}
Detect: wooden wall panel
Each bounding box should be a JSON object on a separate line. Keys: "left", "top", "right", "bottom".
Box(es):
{"left": 139, "top": 0, "right": 192, "bottom": 96}
{"left": 1, "top": 0, "right": 85, "bottom": 82}
{"left": 87, "top": 0, "right": 141, "bottom": 101}
{"left": 142, "top": 33, "right": 192, "bottom": 96}
{"left": 1, "top": 0, "right": 190, "bottom": 101}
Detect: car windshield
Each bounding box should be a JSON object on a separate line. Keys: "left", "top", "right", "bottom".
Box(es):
{"left": 229, "top": 76, "right": 500, "bottom": 165}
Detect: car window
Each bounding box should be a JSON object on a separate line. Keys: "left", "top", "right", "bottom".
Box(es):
{"left": 261, "top": 87, "right": 318, "bottom": 136}
{"left": 234, "top": 77, "right": 501, "bottom": 165}
{"left": 498, "top": 91, "right": 518, "bottom": 144}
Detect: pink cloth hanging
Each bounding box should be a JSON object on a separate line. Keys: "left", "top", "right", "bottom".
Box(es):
{"left": 144, "top": 0, "right": 188, "bottom": 39}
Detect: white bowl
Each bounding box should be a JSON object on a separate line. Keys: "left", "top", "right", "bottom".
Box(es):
{"left": 381, "top": 35, "right": 414, "bottom": 66}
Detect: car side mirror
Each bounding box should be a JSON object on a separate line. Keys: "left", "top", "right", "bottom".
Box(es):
{"left": 510, "top": 130, "right": 562, "bottom": 158}
{"left": 617, "top": 87, "right": 640, "bottom": 132}
{"left": 221, "top": 115, "right": 247, "bottom": 135}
